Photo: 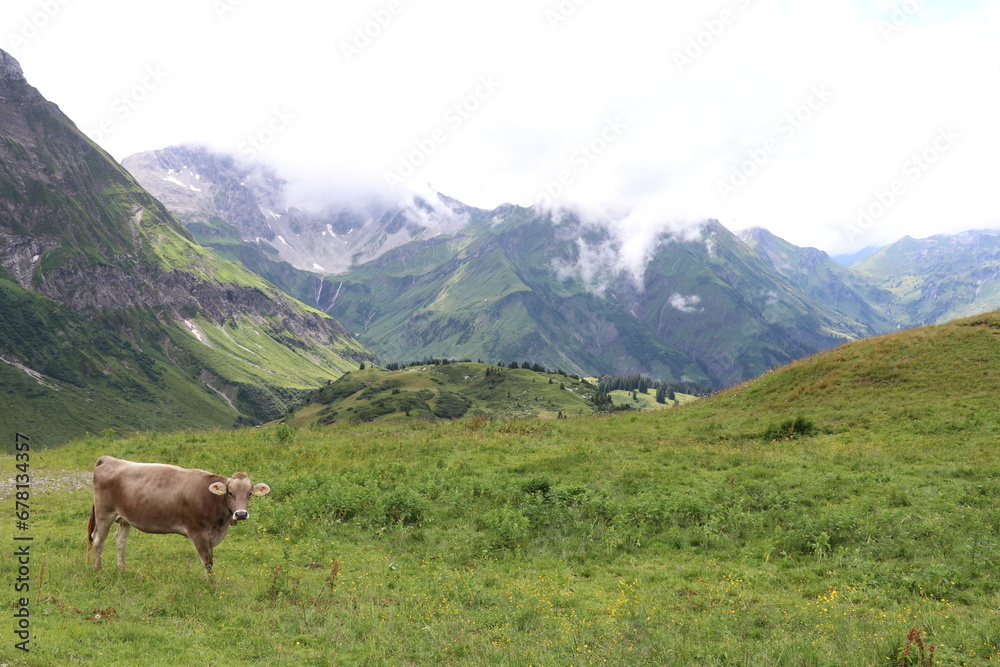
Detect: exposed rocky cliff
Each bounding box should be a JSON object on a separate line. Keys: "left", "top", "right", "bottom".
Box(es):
{"left": 122, "top": 146, "right": 280, "bottom": 242}
{"left": 124, "top": 145, "right": 471, "bottom": 275}
{"left": 1, "top": 49, "right": 24, "bottom": 79}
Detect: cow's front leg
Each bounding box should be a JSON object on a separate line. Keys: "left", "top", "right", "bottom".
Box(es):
{"left": 189, "top": 535, "right": 215, "bottom": 582}
{"left": 115, "top": 522, "right": 131, "bottom": 570}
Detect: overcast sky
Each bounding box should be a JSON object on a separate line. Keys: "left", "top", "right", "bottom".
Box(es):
{"left": 3, "top": 0, "right": 998, "bottom": 254}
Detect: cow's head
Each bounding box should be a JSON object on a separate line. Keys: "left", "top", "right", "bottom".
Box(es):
{"left": 209, "top": 473, "right": 270, "bottom": 524}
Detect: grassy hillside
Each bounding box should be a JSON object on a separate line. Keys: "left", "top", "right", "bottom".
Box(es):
{"left": 678, "top": 309, "right": 1000, "bottom": 441}
{"left": 0, "top": 270, "right": 369, "bottom": 445}
{"left": 283, "top": 362, "right": 631, "bottom": 428}
{"left": 0, "top": 276, "right": 242, "bottom": 445}
{"left": 4, "top": 313, "right": 1000, "bottom": 665}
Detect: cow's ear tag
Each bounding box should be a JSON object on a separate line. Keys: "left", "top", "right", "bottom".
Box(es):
{"left": 208, "top": 482, "right": 227, "bottom": 496}
{"left": 252, "top": 483, "right": 271, "bottom": 496}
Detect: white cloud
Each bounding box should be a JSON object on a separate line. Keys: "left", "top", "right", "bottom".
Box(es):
{"left": 2, "top": 0, "right": 998, "bottom": 255}
{"left": 669, "top": 293, "right": 703, "bottom": 314}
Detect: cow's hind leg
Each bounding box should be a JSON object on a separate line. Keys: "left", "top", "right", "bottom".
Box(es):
{"left": 90, "top": 510, "right": 116, "bottom": 572}
{"left": 115, "top": 522, "right": 132, "bottom": 570}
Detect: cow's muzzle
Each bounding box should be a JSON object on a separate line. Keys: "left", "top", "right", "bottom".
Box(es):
{"left": 234, "top": 510, "right": 249, "bottom": 521}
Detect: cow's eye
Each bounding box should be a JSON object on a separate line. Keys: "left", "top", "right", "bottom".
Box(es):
{"left": 228, "top": 491, "right": 234, "bottom": 497}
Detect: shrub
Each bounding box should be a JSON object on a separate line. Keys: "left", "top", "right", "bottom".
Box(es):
{"left": 761, "top": 415, "right": 817, "bottom": 440}
{"left": 274, "top": 423, "right": 295, "bottom": 444}
{"left": 477, "top": 507, "right": 530, "bottom": 550}
{"left": 433, "top": 390, "right": 472, "bottom": 419}
{"left": 378, "top": 488, "right": 428, "bottom": 526}
{"left": 520, "top": 476, "right": 553, "bottom": 497}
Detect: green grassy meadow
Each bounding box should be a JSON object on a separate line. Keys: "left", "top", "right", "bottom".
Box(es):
{"left": 3, "top": 313, "right": 1000, "bottom": 665}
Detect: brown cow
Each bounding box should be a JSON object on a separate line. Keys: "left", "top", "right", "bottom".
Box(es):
{"left": 86, "top": 455, "right": 271, "bottom": 581}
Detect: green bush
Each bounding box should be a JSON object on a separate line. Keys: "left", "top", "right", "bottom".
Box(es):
{"left": 433, "top": 390, "right": 473, "bottom": 419}
{"left": 477, "top": 506, "right": 530, "bottom": 550}
{"left": 761, "top": 415, "right": 817, "bottom": 440}
{"left": 378, "top": 488, "right": 428, "bottom": 526}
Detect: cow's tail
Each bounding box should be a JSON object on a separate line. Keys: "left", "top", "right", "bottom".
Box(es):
{"left": 86, "top": 504, "right": 95, "bottom": 563}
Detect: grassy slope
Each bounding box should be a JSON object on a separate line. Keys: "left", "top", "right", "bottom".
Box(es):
{"left": 4, "top": 313, "right": 1000, "bottom": 665}
{"left": 284, "top": 363, "right": 606, "bottom": 427}
{"left": 0, "top": 268, "right": 366, "bottom": 444}
{"left": 0, "top": 276, "right": 241, "bottom": 445}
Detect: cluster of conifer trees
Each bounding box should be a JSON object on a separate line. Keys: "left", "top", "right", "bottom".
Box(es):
{"left": 596, "top": 374, "right": 711, "bottom": 403}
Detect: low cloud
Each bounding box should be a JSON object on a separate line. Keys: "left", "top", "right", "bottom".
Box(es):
{"left": 669, "top": 293, "right": 703, "bottom": 313}
{"left": 552, "top": 189, "right": 712, "bottom": 292}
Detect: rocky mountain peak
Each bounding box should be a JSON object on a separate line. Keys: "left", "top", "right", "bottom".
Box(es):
{"left": 0, "top": 49, "right": 24, "bottom": 81}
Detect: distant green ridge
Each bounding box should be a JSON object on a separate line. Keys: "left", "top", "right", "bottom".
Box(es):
{"left": 284, "top": 362, "right": 615, "bottom": 427}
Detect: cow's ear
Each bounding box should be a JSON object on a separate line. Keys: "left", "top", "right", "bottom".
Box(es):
{"left": 208, "top": 482, "right": 227, "bottom": 496}
{"left": 252, "top": 483, "right": 271, "bottom": 496}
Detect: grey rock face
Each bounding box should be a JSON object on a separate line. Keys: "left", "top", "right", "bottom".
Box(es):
{"left": 0, "top": 49, "right": 24, "bottom": 80}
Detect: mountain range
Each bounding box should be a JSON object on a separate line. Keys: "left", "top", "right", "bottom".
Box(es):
{"left": 125, "top": 144, "right": 1000, "bottom": 387}
{"left": 0, "top": 50, "right": 372, "bottom": 445}
{"left": 4, "top": 43, "right": 998, "bottom": 445}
